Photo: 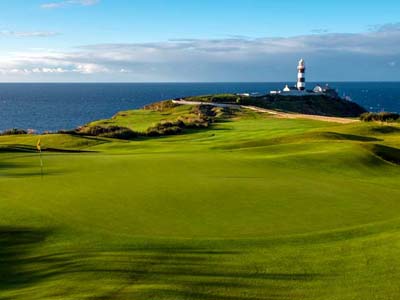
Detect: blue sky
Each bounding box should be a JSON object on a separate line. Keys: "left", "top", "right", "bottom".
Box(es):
{"left": 0, "top": 0, "right": 399, "bottom": 82}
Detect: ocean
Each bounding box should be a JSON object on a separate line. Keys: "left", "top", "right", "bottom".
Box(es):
{"left": 0, "top": 82, "right": 399, "bottom": 132}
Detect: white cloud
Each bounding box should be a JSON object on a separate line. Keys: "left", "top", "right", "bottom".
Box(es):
{"left": 41, "top": 0, "right": 100, "bottom": 9}
{"left": 0, "top": 30, "right": 59, "bottom": 38}
{"left": 311, "top": 28, "right": 330, "bottom": 34}
{"left": 74, "top": 63, "right": 109, "bottom": 74}
{"left": 1, "top": 24, "right": 400, "bottom": 81}
{"left": 369, "top": 22, "right": 400, "bottom": 32}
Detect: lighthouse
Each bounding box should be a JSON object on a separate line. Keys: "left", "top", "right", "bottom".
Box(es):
{"left": 269, "top": 59, "right": 337, "bottom": 97}
{"left": 297, "top": 58, "right": 306, "bottom": 91}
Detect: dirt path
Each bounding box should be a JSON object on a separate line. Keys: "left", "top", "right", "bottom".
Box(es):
{"left": 172, "top": 100, "right": 359, "bottom": 124}
{"left": 172, "top": 99, "right": 238, "bottom": 108}
{"left": 243, "top": 106, "right": 359, "bottom": 124}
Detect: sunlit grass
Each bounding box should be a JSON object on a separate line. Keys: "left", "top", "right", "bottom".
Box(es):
{"left": 1, "top": 107, "right": 400, "bottom": 299}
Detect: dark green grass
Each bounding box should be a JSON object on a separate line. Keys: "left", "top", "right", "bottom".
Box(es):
{"left": 1, "top": 108, "right": 400, "bottom": 299}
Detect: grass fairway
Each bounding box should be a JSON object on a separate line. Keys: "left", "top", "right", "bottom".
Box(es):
{"left": 1, "top": 106, "right": 400, "bottom": 299}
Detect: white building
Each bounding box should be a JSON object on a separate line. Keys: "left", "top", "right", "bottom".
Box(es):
{"left": 313, "top": 85, "right": 324, "bottom": 93}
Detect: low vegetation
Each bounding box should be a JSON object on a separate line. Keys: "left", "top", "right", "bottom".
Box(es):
{"left": 0, "top": 128, "right": 28, "bottom": 136}
{"left": 360, "top": 112, "right": 400, "bottom": 122}
{"left": 143, "top": 99, "right": 179, "bottom": 111}
{"left": 184, "top": 93, "right": 241, "bottom": 103}
{"left": 76, "top": 125, "right": 138, "bottom": 139}
{"left": 146, "top": 120, "right": 184, "bottom": 136}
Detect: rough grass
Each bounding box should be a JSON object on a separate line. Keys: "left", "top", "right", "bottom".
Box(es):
{"left": 360, "top": 112, "right": 400, "bottom": 122}
{"left": 184, "top": 93, "right": 241, "bottom": 103}
{"left": 1, "top": 108, "right": 400, "bottom": 299}
{"left": 88, "top": 103, "right": 195, "bottom": 133}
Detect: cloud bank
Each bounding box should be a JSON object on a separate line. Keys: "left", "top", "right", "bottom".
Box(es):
{"left": 1, "top": 24, "right": 400, "bottom": 81}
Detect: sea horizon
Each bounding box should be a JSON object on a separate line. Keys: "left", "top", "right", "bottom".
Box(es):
{"left": 0, "top": 82, "right": 399, "bottom": 132}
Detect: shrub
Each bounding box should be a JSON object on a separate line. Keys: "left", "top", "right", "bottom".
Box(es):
{"left": 144, "top": 100, "right": 178, "bottom": 112}
{"left": 0, "top": 128, "right": 28, "bottom": 136}
{"left": 178, "top": 117, "right": 208, "bottom": 129}
{"left": 212, "top": 106, "right": 235, "bottom": 119}
{"left": 185, "top": 94, "right": 240, "bottom": 104}
{"left": 190, "top": 105, "right": 234, "bottom": 120}
{"left": 360, "top": 112, "right": 400, "bottom": 122}
{"left": 77, "top": 125, "right": 138, "bottom": 140}
{"left": 210, "top": 94, "right": 240, "bottom": 103}
{"left": 58, "top": 129, "right": 76, "bottom": 134}
{"left": 146, "top": 120, "right": 184, "bottom": 136}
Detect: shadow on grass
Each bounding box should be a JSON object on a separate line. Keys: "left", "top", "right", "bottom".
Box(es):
{"left": 369, "top": 126, "right": 400, "bottom": 134}
{"left": 0, "top": 231, "right": 327, "bottom": 299}
{"left": 2, "top": 170, "right": 64, "bottom": 178}
{"left": 134, "top": 125, "right": 233, "bottom": 142}
{"left": 0, "top": 159, "right": 65, "bottom": 178}
{"left": 0, "top": 145, "right": 38, "bottom": 153}
{"left": 0, "top": 144, "right": 96, "bottom": 153}
{"left": 82, "top": 245, "right": 326, "bottom": 300}
{"left": 0, "top": 161, "right": 22, "bottom": 170}
{"left": 323, "top": 132, "right": 382, "bottom": 142}
{"left": 69, "top": 134, "right": 112, "bottom": 144}
{"left": 0, "top": 227, "right": 54, "bottom": 290}
{"left": 366, "top": 144, "right": 400, "bottom": 165}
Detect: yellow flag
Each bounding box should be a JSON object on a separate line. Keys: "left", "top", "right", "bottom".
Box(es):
{"left": 36, "top": 139, "right": 41, "bottom": 152}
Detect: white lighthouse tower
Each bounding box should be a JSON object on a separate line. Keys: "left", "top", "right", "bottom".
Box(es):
{"left": 297, "top": 58, "right": 306, "bottom": 91}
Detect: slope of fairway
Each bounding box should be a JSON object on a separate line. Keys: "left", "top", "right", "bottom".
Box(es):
{"left": 1, "top": 107, "right": 400, "bottom": 299}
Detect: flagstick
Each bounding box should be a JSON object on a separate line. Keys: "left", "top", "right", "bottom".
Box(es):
{"left": 39, "top": 149, "right": 44, "bottom": 179}
{"left": 37, "top": 139, "right": 44, "bottom": 179}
